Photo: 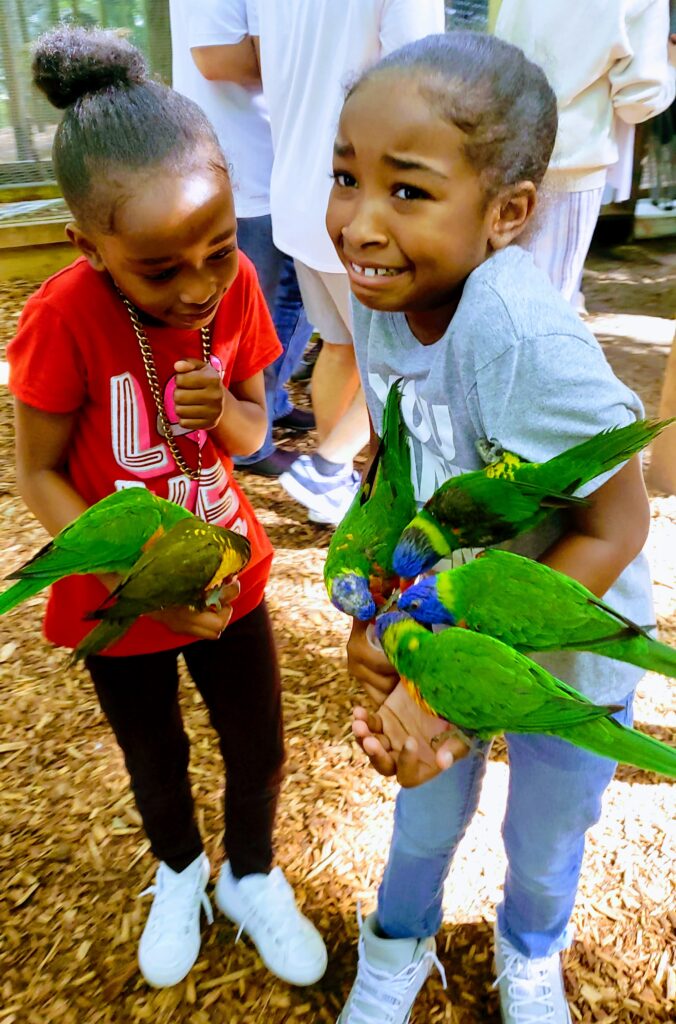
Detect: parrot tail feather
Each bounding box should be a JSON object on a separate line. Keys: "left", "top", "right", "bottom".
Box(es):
{"left": 554, "top": 717, "right": 676, "bottom": 778}
{"left": 72, "top": 620, "right": 130, "bottom": 661}
{"left": 0, "top": 577, "right": 49, "bottom": 615}
{"left": 590, "top": 635, "right": 676, "bottom": 680}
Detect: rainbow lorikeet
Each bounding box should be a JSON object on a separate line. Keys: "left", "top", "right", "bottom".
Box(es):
{"left": 392, "top": 418, "right": 675, "bottom": 578}
{"left": 0, "top": 488, "right": 193, "bottom": 615}
{"left": 398, "top": 548, "right": 676, "bottom": 679}
{"left": 73, "top": 518, "right": 251, "bottom": 659}
{"left": 375, "top": 611, "right": 676, "bottom": 778}
{"left": 323, "top": 379, "right": 416, "bottom": 620}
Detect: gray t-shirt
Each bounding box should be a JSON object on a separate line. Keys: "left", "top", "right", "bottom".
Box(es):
{"left": 352, "top": 245, "right": 654, "bottom": 704}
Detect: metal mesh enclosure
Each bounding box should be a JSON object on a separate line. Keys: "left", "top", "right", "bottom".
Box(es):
{"left": 0, "top": 0, "right": 172, "bottom": 193}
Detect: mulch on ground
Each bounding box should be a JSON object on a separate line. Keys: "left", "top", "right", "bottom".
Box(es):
{"left": 0, "top": 241, "right": 674, "bottom": 1023}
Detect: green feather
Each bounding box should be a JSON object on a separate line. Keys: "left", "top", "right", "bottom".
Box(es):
{"left": 418, "top": 549, "right": 676, "bottom": 678}
{"left": 0, "top": 489, "right": 193, "bottom": 615}
{"left": 324, "top": 379, "right": 416, "bottom": 618}
{"left": 73, "top": 518, "right": 251, "bottom": 660}
{"left": 379, "top": 615, "right": 676, "bottom": 777}
{"left": 395, "top": 418, "right": 675, "bottom": 573}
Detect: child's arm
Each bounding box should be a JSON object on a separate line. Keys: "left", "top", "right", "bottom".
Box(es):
{"left": 173, "top": 359, "right": 268, "bottom": 457}
{"left": 14, "top": 399, "right": 236, "bottom": 641}
{"left": 538, "top": 456, "right": 650, "bottom": 596}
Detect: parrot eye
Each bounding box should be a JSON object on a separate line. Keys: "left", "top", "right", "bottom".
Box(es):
{"left": 409, "top": 599, "right": 420, "bottom": 610}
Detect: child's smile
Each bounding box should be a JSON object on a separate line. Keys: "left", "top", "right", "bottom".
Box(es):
{"left": 71, "top": 162, "right": 238, "bottom": 331}
{"left": 326, "top": 75, "right": 501, "bottom": 344}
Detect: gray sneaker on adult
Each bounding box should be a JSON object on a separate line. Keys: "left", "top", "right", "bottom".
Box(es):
{"left": 493, "top": 921, "right": 573, "bottom": 1023}
{"left": 338, "top": 910, "right": 446, "bottom": 1023}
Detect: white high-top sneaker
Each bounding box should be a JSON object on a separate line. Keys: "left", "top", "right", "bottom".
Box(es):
{"left": 138, "top": 853, "right": 213, "bottom": 987}
{"left": 338, "top": 910, "right": 446, "bottom": 1024}
{"left": 494, "top": 922, "right": 573, "bottom": 1023}
{"left": 215, "top": 862, "right": 327, "bottom": 985}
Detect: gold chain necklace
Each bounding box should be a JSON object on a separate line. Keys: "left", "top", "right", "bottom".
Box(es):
{"left": 119, "top": 293, "right": 211, "bottom": 482}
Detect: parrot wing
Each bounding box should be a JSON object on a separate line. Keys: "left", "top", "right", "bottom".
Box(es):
{"left": 460, "top": 549, "right": 652, "bottom": 650}
{"left": 516, "top": 418, "right": 675, "bottom": 496}
{"left": 382, "top": 618, "right": 617, "bottom": 739}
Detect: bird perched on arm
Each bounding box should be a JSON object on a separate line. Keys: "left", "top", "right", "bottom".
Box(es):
{"left": 73, "top": 518, "right": 251, "bottom": 659}
{"left": 392, "top": 418, "right": 675, "bottom": 578}
{"left": 398, "top": 548, "right": 676, "bottom": 679}
{"left": 324, "top": 379, "right": 416, "bottom": 620}
{"left": 0, "top": 488, "right": 194, "bottom": 615}
{"left": 375, "top": 610, "right": 676, "bottom": 778}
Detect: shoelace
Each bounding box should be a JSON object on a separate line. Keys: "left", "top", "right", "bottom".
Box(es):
{"left": 494, "top": 951, "right": 557, "bottom": 1023}
{"left": 140, "top": 866, "right": 213, "bottom": 939}
{"left": 234, "top": 869, "right": 297, "bottom": 946}
{"left": 348, "top": 942, "right": 447, "bottom": 1024}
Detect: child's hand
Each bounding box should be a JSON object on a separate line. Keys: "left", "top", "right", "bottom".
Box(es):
{"left": 352, "top": 681, "right": 469, "bottom": 787}
{"left": 149, "top": 579, "right": 240, "bottom": 639}
{"left": 347, "top": 617, "right": 399, "bottom": 706}
{"left": 173, "top": 358, "right": 227, "bottom": 431}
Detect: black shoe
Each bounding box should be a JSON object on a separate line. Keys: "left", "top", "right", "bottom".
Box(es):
{"left": 274, "top": 406, "right": 316, "bottom": 432}
{"left": 291, "top": 336, "right": 323, "bottom": 382}
{"left": 238, "top": 448, "right": 298, "bottom": 477}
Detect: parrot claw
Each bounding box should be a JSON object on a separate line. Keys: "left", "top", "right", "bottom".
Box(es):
{"left": 430, "top": 724, "right": 480, "bottom": 755}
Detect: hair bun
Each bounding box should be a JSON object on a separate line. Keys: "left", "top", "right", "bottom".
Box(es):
{"left": 32, "top": 26, "right": 148, "bottom": 109}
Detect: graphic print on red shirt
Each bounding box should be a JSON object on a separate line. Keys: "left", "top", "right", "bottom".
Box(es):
{"left": 8, "top": 254, "right": 282, "bottom": 655}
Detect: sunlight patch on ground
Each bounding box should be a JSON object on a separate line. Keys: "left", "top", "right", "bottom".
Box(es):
{"left": 586, "top": 312, "right": 674, "bottom": 348}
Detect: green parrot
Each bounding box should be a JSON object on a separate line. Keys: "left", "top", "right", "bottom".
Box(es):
{"left": 398, "top": 548, "right": 676, "bottom": 679}
{"left": 375, "top": 611, "right": 676, "bottom": 777}
{"left": 73, "top": 518, "right": 251, "bottom": 660}
{"left": 0, "top": 488, "right": 194, "bottom": 615}
{"left": 392, "top": 418, "right": 675, "bottom": 578}
{"left": 323, "top": 379, "right": 416, "bottom": 620}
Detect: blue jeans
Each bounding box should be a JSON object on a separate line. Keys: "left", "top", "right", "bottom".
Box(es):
{"left": 235, "top": 216, "right": 313, "bottom": 464}
{"left": 376, "top": 695, "right": 633, "bottom": 958}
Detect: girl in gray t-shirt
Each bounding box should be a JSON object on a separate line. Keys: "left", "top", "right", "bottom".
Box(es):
{"left": 325, "top": 30, "right": 661, "bottom": 1024}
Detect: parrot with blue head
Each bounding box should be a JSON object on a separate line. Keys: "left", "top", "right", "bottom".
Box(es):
{"left": 374, "top": 610, "right": 676, "bottom": 777}
{"left": 392, "top": 418, "right": 676, "bottom": 578}
{"left": 398, "top": 549, "right": 676, "bottom": 679}
{"left": 324, "top": 379, "right": 416, "bottom": 620}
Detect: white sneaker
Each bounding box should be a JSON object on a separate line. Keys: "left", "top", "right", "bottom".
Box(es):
{"left": 338, "top": 910, "right": 446, "bottom": 1023}
{"left": 215, "top": 862, "right": 327, "bottom": 985}
{"left": 494, "top": 922, "right": 572, "bottom": 1023}
{"left": 138, "top": 853, "right": 213, "bottom": 987}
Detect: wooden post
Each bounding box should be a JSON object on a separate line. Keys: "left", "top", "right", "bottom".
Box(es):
{"left": 646, "top": 335, "right": 676, "bottom": 494}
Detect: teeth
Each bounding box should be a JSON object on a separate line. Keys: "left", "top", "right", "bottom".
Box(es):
{"left": 351, "top": 262, "right": 399, "bottom": 278}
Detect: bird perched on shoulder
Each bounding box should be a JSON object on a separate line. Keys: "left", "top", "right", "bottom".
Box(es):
{"left": 73, "top": 518, "right": 251, "bottom": 659}
{"left": 0, "top": 488, "right": 193, "bottom": 615}
{"left": 392, "top": 418, "right": 675, "bottom": 578}
{"left": 398, "top": 548, "right": 676, "bottom": 679}
{"left": 323, "top": 379, "right": 416, "bottom": 620}
{"left": 375, "top": 610, "right": 676, "bottom": 778}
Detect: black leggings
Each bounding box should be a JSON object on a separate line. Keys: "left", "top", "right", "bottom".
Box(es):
{"left": 86, "top": 601, "right": 284, "bottom": 875}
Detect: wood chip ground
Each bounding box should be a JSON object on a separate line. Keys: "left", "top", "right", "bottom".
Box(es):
{"left": 0, "top": 242, "right": 674, "bottom": 1023}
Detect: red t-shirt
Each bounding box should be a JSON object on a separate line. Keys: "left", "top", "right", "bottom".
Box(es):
{"left": 8, "top": 255, "right": 281, "bottom": 655}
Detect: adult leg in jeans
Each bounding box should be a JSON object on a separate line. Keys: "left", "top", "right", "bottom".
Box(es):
{"left": 497, "top": 695, "right": 633, "bottom": 958}
{"left": 377, "top": 743, "right": 491, "bottom": 938}
{"left": 183, "top": 601, "right": 285, "bottom": 877}
{"left": 235, "top": 224, "right": 313, "bottom": 468}
{"left": 86, "top": 648, "right": 203, "bottom": 873}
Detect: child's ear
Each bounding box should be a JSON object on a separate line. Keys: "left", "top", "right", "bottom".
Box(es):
{"left": 488, "top": 182, "right": 537, "bottom": 251}
{"left": 66, "top": 222, "right": 107, "bottom": 272}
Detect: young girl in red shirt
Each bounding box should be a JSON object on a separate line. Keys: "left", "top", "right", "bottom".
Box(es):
{"left": 7, "top": 26, "right": 326, "bottom": 991}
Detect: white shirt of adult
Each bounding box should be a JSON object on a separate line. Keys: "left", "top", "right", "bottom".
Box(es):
{"left": 169, "top": 0, "right": 273, "bottom": 218}
{"left": 248, "top": 0, "right": 445, "bottom": 272}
